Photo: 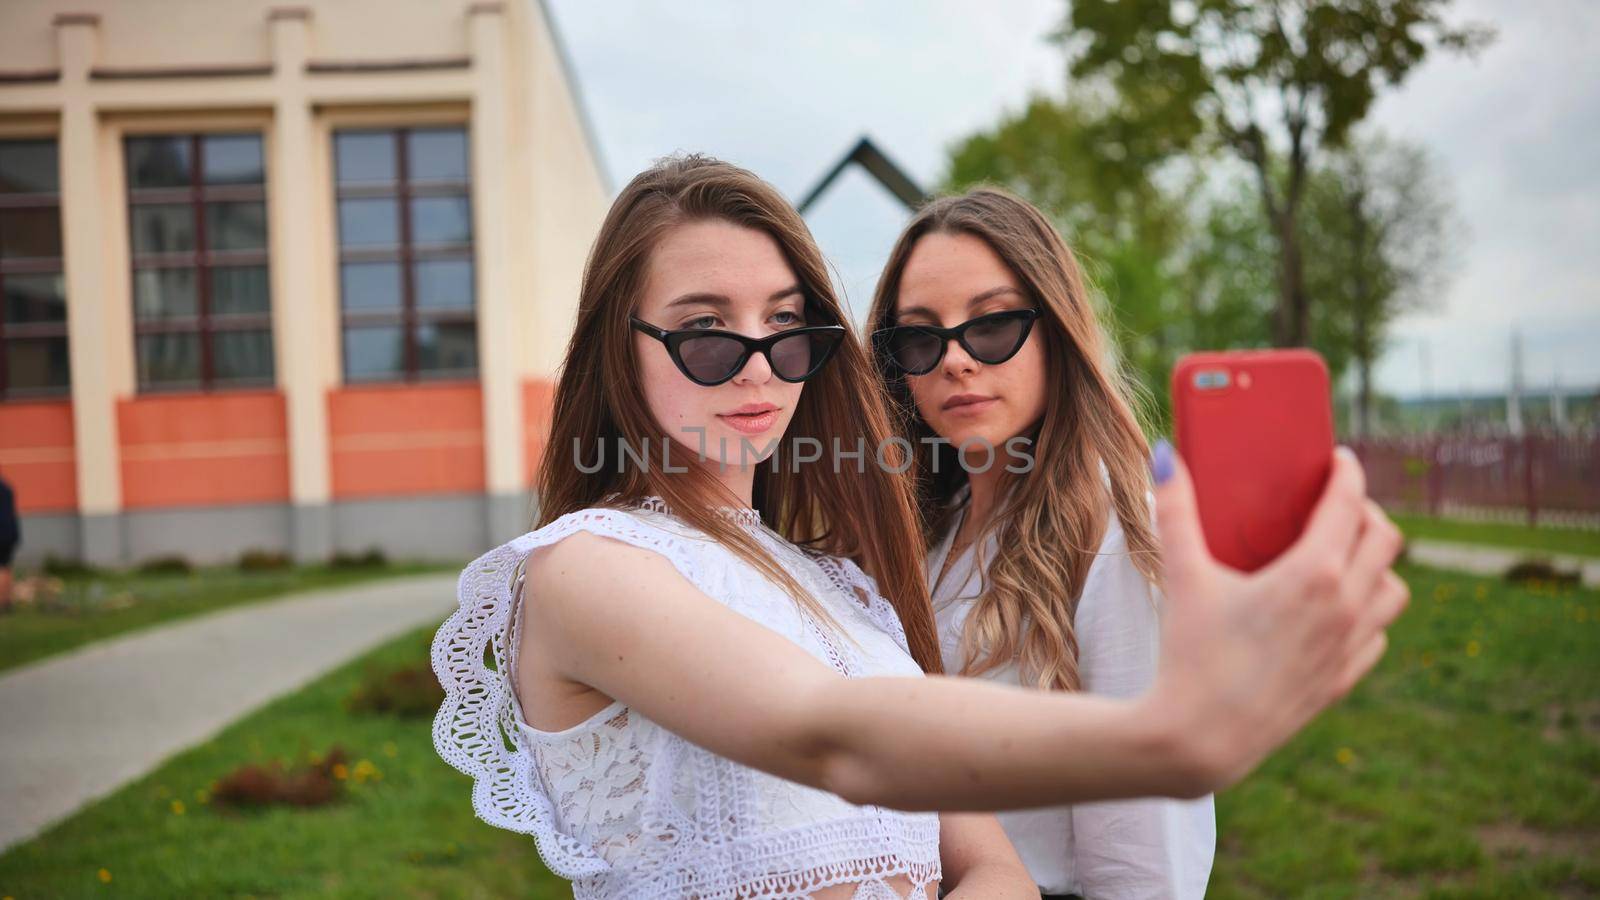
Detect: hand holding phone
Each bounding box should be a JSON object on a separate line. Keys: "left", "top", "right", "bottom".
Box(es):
{"left": 1144, "top": 440, "right": 1408, "bottom": 792}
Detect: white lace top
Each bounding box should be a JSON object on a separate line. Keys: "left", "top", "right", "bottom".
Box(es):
{"left": 431, "top": 496, "right": 941, "bottom": 899}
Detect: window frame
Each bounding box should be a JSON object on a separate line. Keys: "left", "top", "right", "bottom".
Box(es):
{"left": 0, "top": 136, "right": 71, "bottom": 400}
{"left": 125, "top": 131, "right": 275, "bottom": 393}
{"left": 334, "top": 125, "right": 477, "bottom": 384}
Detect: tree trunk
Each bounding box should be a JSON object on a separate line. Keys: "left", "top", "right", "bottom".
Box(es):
{"left": 1271, "top": 209, "right": 1311, "bottom": 347}
{"left": 1350, "top": 186, "right": 1372, "bottom": 437}
{"left": 1356, "top": 318, "right": 1373, "bottom": 438}
{"left": 1267, "top": 188, "right": 1311, "bottom": 347}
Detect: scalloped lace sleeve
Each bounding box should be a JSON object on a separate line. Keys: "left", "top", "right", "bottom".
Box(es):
{"left": 815, "top": 554, "right": 913, "bottom": 657}
{"left": 428, "top": 507, "right": 717, "bottom": 880}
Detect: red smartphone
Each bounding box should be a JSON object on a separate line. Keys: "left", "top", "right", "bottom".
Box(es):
{"left": 1171, "top": 349, "right": 1335, "bottom": 572}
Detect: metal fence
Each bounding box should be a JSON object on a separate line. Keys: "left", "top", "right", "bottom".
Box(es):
{"left": 1351, "top": 431, "right": 1600, "bottom": 528}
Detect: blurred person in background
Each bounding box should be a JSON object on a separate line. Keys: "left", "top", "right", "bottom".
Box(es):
{"left": 0, "top": 474, "right": 18, "bottom": 614}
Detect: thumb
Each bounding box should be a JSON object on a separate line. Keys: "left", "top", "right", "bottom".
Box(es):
{"left": 1152, "top": 439, "right": 1213, "bottom": 591}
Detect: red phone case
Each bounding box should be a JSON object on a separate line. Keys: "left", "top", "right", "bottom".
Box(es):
{"left": 1171, "top": 349, "right": 1334, "bottom": 572}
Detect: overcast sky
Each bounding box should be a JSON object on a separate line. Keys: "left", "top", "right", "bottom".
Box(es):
{"left": 545, "top": 0, "right": 1598, "bottom": 400}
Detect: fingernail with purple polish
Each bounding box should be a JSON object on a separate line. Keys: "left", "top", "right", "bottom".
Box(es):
{"left": 1151, "top": 439, "right": 1175, "bottom": 485}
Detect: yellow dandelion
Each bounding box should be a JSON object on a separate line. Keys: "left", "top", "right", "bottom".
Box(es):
{"left": 1421, "top": 652, "right": 1435, "bottom": 668}
{"left": 1335, "top": 747, "right": 1355, "bottom": 767}
{"left": 1474, "top": 584, "right": 1488, "bottom": 600}
{"left": 1466, "top": 641, "right": 1481, "bottom": 657}
{"left": 170, "top": 799, "right": 186, "bottom": 815}
{"left": 332, "top": 763, "right": 349, "bottom": 780}
{"left": 382, "top": 741, "right": 398, "bottom": 758}
{"left": 98, "top": 867, "right": 112, "bottom": 883}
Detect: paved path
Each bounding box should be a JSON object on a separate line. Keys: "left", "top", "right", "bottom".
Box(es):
{"left": 1408, "top": 539, "right": 1600, "bottom": 587}
{"left": 0, "top": 573, "right": 458, "bottom": 853}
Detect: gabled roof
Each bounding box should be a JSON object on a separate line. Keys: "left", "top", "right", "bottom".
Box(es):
{"left": 797, "top": 136, "right": 926, "bottom": 215}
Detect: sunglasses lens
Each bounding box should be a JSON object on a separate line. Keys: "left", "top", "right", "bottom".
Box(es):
{"left": 677, "top": 334, "right": 747, "bottom": 383}
{"left": 769, "top": 331, "right": 815, "bottom": 380}
{"left": 965, "top": 314, "right": 1028, "bottom": 362}
{"left": 886, "top": 329, "right": 943, "bottom": 374}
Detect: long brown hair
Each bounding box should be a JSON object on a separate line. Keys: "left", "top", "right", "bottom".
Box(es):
{"left": 867, "top": 186, "right": 1160, "bottom": 691}
{"left": 535, "top": 153, "right": 942, "bottom": 674}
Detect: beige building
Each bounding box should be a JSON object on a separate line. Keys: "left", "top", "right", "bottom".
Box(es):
{"left": 0, "top": 0, "right": 610, "bottom": 567}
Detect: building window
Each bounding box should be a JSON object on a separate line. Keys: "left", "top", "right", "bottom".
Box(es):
{"left": 0, "top": 139, "right": 70, "bottom": 400}
{"left": 334, "top": 126, "right": 476, "bottom": 383}
{"left": 125, "top": 133, "right": 274, "bottom": 392}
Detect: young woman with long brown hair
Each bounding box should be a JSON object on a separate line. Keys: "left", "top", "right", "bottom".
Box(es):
{"left": 867, "top": 187, "right": 1316, "bottom": 898}
{"left": 432, "top": 156, "right": 1408, "bottom": 899}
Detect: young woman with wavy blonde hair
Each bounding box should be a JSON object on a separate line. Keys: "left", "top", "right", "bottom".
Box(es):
{"left": 432, "top": 156, "right": 1407, "bottom": 900}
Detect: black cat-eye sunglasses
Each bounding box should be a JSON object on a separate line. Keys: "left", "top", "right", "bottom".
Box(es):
{"left": 630, "top": 316, "right": 847, "bottom": 387}
{"left": 872, "top": 307, "right": 1040, "bottom": 376}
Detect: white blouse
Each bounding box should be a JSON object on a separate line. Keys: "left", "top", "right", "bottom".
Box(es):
{"left": 432, "top": 496, "right": 940, "bottom": 899}
{"left": 926, "top": 482, "right": 1216, "bottom": 899}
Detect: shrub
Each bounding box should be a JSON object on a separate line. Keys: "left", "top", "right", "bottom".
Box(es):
{"left": 345, "top": 661, "right": 444, "bottom": 717}
{"left": 329, "top": 548, "right": 387, "bottom": 569}
{"left": 211, "top": 745, "right": 349, "bottom": 810}
{"left": 136, "top": 555, "right": 194, "bottom": 576}
{"left": 40, "top": 554, "right": 97, "bottom": 578}
{"left": 237, "top": 549, "right": 292, "bottom": 571}
{"left": 1503, "top": 558, "right": 1581, "bottom": 588}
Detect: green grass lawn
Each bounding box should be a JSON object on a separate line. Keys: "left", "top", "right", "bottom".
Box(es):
{"left": 1390, "top": 512, "right": 1600, "bottom": 560}
{"left": 1, "top": 565, "right": 1596, "bottom": 898}
{"left": 1212, "top": 565, "right": 1600, "bottom": 899}
{"left": 0, "top": 562, "right": 458, "bottom": 676}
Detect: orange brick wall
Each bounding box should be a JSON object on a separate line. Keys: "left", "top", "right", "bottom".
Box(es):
{"left": 523, "top": 377, "right": 555, "bottom": 487}
{"left": 117, "top": 390, "right": 290, "bottom": 509}
{"left": 328, "top": 382, "right": 485, "bottom": 499}
{"left": 0, "top": 400, "right": 77, "bottom": 513}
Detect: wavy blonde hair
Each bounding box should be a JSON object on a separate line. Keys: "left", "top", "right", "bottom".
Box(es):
{"left": 536, "top": 154, "right": 943, "bottom": 674}
{"left": 867, "top": 187, "right": 1159, "bottom": 691}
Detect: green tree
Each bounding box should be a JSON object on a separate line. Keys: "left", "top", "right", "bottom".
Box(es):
{"left": 1057, "top": 0, "right": 1490, "bottom": 347}
{"left": 1302, "top": 133, "right": 1459, "bottom": 435}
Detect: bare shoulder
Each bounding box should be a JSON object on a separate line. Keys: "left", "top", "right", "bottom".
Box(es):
{"left": 522, "top": 526, "right": 673, "bottom": 608}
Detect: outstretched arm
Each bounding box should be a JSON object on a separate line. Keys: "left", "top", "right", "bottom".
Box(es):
{"left": 523, "top": 447, "right": 1406, "bottom": 811}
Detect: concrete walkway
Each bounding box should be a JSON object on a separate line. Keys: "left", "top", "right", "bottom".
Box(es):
{"left": 0, "top": 572, "right": 459, "bottom": 853}
{"left": 1408, "top": 539, "right": 1600, "bottom": 587}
